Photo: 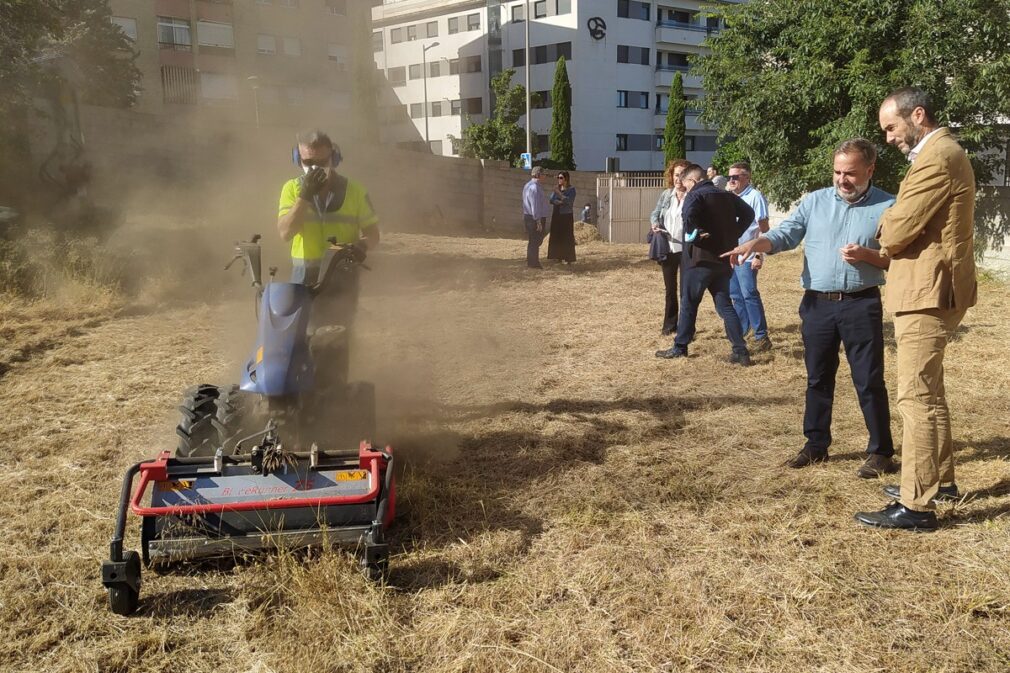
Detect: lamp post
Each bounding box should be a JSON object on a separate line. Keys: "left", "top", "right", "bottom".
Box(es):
{"left": 247, "top": 75, "right": 260, "bottom": 128}
{"left": 422, "top": 41, "right": 440, "bottom": 150}
{"left": 524, "top": 0, "right": 531, "bottom": 158}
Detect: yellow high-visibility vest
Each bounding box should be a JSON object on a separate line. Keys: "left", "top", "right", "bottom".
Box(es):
{"left": 278, "top": 176, "right": 378, "bottom": 261}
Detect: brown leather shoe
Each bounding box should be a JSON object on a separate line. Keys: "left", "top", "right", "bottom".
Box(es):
{"left": 785, "top": 447, "right": 828, "bottom": 468}
{"left": 856, "top": 454, "right": 899, "bottom": 479}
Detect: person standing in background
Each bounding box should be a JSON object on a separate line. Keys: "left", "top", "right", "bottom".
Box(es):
{"left": 547, "top": 170, "right": 577, "bottom": 264}
{"left": 649, "top": 159, "right": 690, "bottom": 336}
{"left": 727, "top": 162, "right": 773, "bottom": 352}
{"left": 522, "top": 166, "right": 551, "bottom": 269}
{"left": 708, "top": 166, "right": 729, "bottom": 190}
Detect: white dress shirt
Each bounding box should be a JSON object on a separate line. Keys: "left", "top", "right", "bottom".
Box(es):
{"left": 907, "top": 127, "right": 943, "bottom": 163}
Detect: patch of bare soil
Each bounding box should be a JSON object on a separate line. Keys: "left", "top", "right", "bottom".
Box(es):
{"left": 1, "top": 233, "right": 1009, "bottom": 673}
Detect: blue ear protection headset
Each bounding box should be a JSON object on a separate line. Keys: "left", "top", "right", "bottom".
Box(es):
{"left": 291, "top": 142, "right": 342, "bottom": 168}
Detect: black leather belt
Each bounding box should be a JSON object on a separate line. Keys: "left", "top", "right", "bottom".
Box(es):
{"left": 806, "top": 287, "right": 880, "bottom": 301}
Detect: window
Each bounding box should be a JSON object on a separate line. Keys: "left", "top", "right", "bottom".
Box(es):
{"left": 512, "top": 5, "right": 524, "bottom": 22}
{"left": 406, "top": 25, "right": 417, "bottom": 41}
{"left": 465, "top": 55, "right": 482, "bottom": 72}
{"left": 450, "top": 99, "right": 462, "bottom": 115}
{"left": 450, "top": 137, "right": 461, "bottom": 155}
{"left": 686, "top": 136, "right": 696, "bottom": 152}
{"left": 659, "top": 52, "right": 690, "bottom": 70}
{"left": 409, "top": 63, "right": 422, "bottom": 80}
{"left": 532, "top": 90, "right": 551, "bottom": 109}
{"left": 410, "top": 103, "right": 424, "bottom": 119}
{"left": 706, "top": 16, "right": 721, "bottom": 31}
{"left": 390, "top": 28, "right": 403, "bottom": 44}
{"left": 388, "top": 66, "right": 406, "bottom": 86}
{"left": 197, "top": 21, "right": 234, "bottom": 50}
{"left": 372, "top": 31, "right": 382, "bottom": 52}
{"left": 536, "top": 134, "right": 551, "bottom": 152}
{"left": 200, "top": 72, "right": 239, "bottom": 100}
{"left": 326, "top": 0, "right": 346, "bottom": 15}
{"left": 466, "top": 97, "right": 482, "bottom": 114}
{"left": 428, "top": 61, "right": 442, "bottom": 77}
{"left": 448, "top": 17, "right": 460, "bottom": 34}
{"left": 111, "top": 16, "right": 137, "bottom": 41}
{"left": 257, "top": 34, "right": 276, "bottom": 54}
{"left": 430, "top": 101, "right": 443, "bottom": 116}
{"left": 328, "top": 44, "right": 348, "bottom": 70}
{"left": 534, "top": 1, "right": 547, "bottom": 18}
{"left": 555, "top": 0, "right": 571, "bottom": 14}
{"left": 283, "top": 37, "right": 302, "bottom": 56}
{"left": 616, "top": 134, "right": 628, "bottom": 151}
{"left": 617, "top": 45, "right": 650, "bottom": 65}
{"left": 467, "top": 13, "right": 480, "bottom": 30}
{"left": 429, "top": 140, "right": 443, "bottom": 155}
{"left": 449, "top": 58, "right": 460, "bottom": 74}
{"left": 616, "top": 90, "right": 649, "bottom": 109}
{"left": 618, "top": 0, "right": 650, "bottom": 21}
{"left": 426, "top": 21, "right": 438, "bottom": 38}
{"left": 161, "top": 65, "right": 198, "bottom": 104}
{"left": 279, "top": 0, "right": 298, "bottom": 7}
{"left": 157, "top": 17, "right": 191, "bottom": 49}
{"left": 513, "top": 42, "right": 570, "bottom": 67}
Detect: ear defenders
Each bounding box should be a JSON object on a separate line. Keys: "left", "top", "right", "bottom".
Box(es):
{"left": 291, "top": 143, "right": 342, "bottom": 168}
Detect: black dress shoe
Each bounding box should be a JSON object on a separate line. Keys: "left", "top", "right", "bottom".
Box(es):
{"left": 728, "top": 352, "right": 752, "bottom": 366}
{"left": 660, "top": 327, "right": 676, "bottom": 336}
{"left": 655, "top": 347, "right": 688, "bottom": 359}
{"left": 785, "top": 446, "right": 828, "bottom": 468}
{"left": 854, "top": 500, "right": 938, "bottom": 531}
{"left": 882, "top": 483, "right": 960, "bottom": 503}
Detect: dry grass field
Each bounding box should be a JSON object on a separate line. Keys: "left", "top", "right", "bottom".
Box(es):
{"left": 1, "top": 232, "right": 1009, "bottom": 673}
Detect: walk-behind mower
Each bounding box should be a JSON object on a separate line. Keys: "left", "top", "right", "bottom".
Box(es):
{"left": 101, "top": 236, "right": 394, "bottom": 616}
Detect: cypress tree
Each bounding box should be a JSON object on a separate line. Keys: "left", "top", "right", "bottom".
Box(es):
{"left": 548, "top": 56, "right": 575, "bottom": 170}
{"left": 663, "top": 71, "right": 687, "bottom": 165}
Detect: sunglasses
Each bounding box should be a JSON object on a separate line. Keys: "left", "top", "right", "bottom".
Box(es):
{"left": 727, "top": 174, "right": 744, "bottom": 181}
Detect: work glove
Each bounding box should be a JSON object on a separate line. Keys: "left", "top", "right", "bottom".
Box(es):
{"left": 299, "top": 167, "right": 328, "bottom": 201}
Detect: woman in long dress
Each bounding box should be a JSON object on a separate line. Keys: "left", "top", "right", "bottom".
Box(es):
{"left": 547, "top": 171, "right": 577, "bottom": 264}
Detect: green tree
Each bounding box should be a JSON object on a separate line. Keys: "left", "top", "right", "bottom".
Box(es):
{"left": 663, "top": 71, "right": 687, "bottom": 165}
{"left": 453, "top": 69, "right": 538, "bottom": 164}
{"left": 698, "top": 0, "right": 1010, "bottom": 253}
{"left": 547, "top": 56, "right": 575, "bottom": 170}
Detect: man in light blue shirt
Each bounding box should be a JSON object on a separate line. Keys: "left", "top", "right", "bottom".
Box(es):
{"left": 723, "top": 138, "right": 898, "bottom": 479}
{"left": 727, "top": 162, "right": 772, "bottom": 351}
{"left": 522, "top": 166, "right": 551, "bottom": 269}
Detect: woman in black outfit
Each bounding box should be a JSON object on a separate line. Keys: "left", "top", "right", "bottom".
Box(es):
{"left": 547, "top": 170, "right": 577, "bottom": 264}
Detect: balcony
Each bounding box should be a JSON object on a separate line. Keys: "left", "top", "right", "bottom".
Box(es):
{"left": 655, "top": 21, "right": 717, "bottom": 48}
{"left": 655, "top": 65, "right": 702, "bottom": 89}
{"left": 654, "top": 108, "right": 707, "bottom": 131}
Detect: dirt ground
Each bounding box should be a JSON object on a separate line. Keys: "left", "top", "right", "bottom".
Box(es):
{"left": 1, "top": 233, "right": 1009, "bottom": 673}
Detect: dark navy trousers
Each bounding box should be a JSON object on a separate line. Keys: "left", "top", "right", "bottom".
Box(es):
{"left": 799, "top": 288, "right": 894, "bottom": 456}
{"left": 674, "top": 262, "right": 748, "bottom": 355}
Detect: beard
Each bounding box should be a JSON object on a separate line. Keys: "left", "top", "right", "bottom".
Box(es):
{"left": 835, "top": 179, "right": 870, "bottom": 203}
{"left": 900, "top": 118, "right": 927, "bottom": 155}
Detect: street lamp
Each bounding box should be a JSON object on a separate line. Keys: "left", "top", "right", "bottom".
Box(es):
{"left": 422, "top": 41, "right": 440, "bottom": 150}
{"left": 247, "top": 75, "right": 260, "bottom": 129}
{"left": 524, "top": 0, "right": 531, "bottom": 159}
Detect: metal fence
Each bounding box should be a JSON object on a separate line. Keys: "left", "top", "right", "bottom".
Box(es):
{"left": 596, "top": 174, "right": 666, "bottom": 243}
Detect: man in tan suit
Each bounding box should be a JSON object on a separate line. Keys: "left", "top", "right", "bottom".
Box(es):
{"left": 855, "top": 87, "right": 977, "bottom": 531}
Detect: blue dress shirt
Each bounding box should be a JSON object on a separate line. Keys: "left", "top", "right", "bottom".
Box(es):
{"left": 764, "top": 185, "right": 895, "bottom": 292}
{"left": 522, "top": 179, "right": 550, "bottom": 220}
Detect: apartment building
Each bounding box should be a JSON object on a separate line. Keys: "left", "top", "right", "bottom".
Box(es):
{"left": 372, "top": 0, "right": 733, "bottom": 170}
{"left": 107, "top": 0, "right": 376, "bottom": 129}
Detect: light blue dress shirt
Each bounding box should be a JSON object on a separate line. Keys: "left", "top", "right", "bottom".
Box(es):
{"left": 522, "top": 179, "right": 550, "bottom": 220}
{"left": 735, "top": 184, "right": 770, "bottom": 245}
{"left": 764, "top": 185, "right": 895, "bottom": 292}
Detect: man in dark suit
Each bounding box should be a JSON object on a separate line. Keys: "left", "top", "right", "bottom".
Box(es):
{"left": 655, "top": 164, "right": 755, "bottom": 365}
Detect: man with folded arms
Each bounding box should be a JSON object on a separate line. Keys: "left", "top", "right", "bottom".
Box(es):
{"left": 722, "top": 138, "right": 898, "bottom": 479}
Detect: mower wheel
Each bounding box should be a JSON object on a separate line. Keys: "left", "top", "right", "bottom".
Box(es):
{"left": 360, "top": 555, "right": 388, "bottom": 583}
{"left": 108, "top": 550, "right": 141, "bottom": 616}
{"left": 213, "top": 384, "right": 257, "bottom": 453}
{"left": 176, "top": 384, "right": 221, "bottom": 457}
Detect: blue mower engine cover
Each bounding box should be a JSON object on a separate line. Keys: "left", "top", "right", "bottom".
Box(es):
{"left": 242, "top": 282, "right": 315, "bottom": 396}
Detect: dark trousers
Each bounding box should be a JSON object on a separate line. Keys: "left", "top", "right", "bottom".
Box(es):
{"left": 674, "top": 262, "right": 748, "bottom": 355}
{"left": 524, "top": 215, "right": 545, "bottom": 267}
{"left": 799, "top": 289, "right": 894, "bottom": 456}
{"left": 659, "top": 252, "right": 682, "bottom": 333}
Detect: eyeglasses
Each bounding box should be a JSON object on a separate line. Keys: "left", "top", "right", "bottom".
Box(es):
{"left": 727, "top": 174, "right": 744, "bottom": 181}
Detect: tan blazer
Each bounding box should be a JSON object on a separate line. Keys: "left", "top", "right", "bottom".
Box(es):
{"left": 877, "top": 128, "right": 977, "bottom": 313}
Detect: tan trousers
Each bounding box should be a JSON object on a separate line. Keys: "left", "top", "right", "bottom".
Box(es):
{"left": 894, "top": 307, "right": 966, "bottom": 511}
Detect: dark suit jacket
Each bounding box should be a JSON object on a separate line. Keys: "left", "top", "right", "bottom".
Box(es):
{"left": 681, "top": 180, "right": 755, "bottom": 269}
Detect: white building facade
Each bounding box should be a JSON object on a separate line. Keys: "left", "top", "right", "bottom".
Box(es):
{"left": 372, "top": 0, "right": 732, "bottom": 170}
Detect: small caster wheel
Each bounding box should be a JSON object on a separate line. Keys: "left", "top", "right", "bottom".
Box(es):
{"left": 107, "top": 550, "right": 141, "bottom": 615}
